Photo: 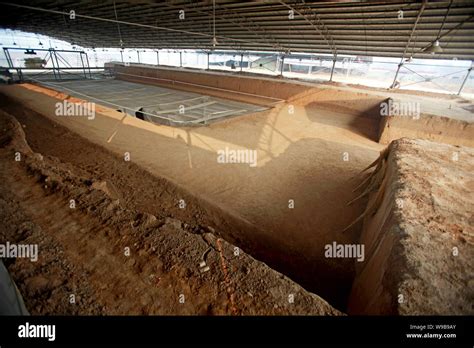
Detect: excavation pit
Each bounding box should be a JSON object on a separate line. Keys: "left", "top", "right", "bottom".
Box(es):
{"left": 0, "top": 66, "right": 473, "bottom": 315}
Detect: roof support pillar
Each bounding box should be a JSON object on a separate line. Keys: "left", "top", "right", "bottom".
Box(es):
{"left": 84, "top": 53, "right": 92, "bottom": 78}
{"left": 156, "top": 51, "right": 159, "bottom": 65}
{"left": 3, "top": 48, "right": 23, "bottom": 81}
{"left": 457, "top": 66, "right": 472, "bottom": 95}
{"left": 80, "top": 52, "right": 87, "bottom": 79}
{"left": 240, "top": 53, "right": 243, "bottom": 72}
{"left": 52, "top": 49, "right": 62, "bottom": 80}
{"left": 329, "top": 54, "right": 337, "bottom": 82}
{"left": 395, "top": 0, "right": 425, "bottom": 81}
{"left": 280, "top": 54, "right": 285, "bottom": 76}
{"left": 49, "top": 49, "right": 58, "bottom": 80}
{"left": 207, "top": 52, "right": 210, "bottom": 70}
{"left": 390, "top": 62, "right": 403, "bottom": 89}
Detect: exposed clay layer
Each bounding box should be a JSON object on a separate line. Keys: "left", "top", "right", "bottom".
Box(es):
{"left": 348, "top": 138, "right": 474, "bottom": 315}
{"left": 378, "top": 104, "right": 474, "bottom": 147}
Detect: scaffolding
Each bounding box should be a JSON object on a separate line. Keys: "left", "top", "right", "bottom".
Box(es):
{"left": 3, "top": 47, "right": 102, "bottom": 82}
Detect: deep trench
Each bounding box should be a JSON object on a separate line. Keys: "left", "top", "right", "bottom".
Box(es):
{"left": 0, "top": 93, "right": 365, "bottom": 313}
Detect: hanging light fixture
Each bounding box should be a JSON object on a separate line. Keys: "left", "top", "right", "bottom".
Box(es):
{"left": 211, "top": 0, "right": 218, "bottom": 48}
{"left": 423, "top": 3, "right": 449, "bottom": 56}
{"left": 423, "top": 39, "right": 443, "bottom": 54}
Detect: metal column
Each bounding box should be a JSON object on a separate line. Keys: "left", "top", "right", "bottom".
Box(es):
{"left": 156, "top": 51, "right": 159, "bottom": 65}
{"left": 179, "top": 52, "right": 182, "bottom": 67}
{"left": 280, "top": 54, "right": 285, "bottom": 76}
{"left": 207, "top": 52, "right": 210, "bottom": 70}
{"left": 80, "top": 52, "right": 87, "bottom": 79}
{"left": 84, "top": 53, "right": 92, "bottom": 78}
{"left": 3, "top": 48, "right": 23, "bottom": 81}
{"left": 457, "top": 67, "right": 472, "bottom": 95}
{"left": 240, "top": 53, "right": 243, "bottom": 72}
{"left": 49, "top": 50, "right": 58, "bottom": 80}
{"left": 329, "top": 54, "right": 337, "bottom": 82}
{"left": 137, "top": 50, "right": 141, "bottom": 63}
{"left": 52, "top": 49, "right": 62, "bottom": 79}
{"left": 390, "top": 63, "right": 403, "bottom": 88}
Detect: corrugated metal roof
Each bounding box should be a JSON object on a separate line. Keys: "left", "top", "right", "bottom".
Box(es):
{"left": 1, "top": 1, "right": 473, "bottom": 59}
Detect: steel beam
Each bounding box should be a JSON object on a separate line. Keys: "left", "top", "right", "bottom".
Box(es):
{"left": 279, "top": 1, "right": 336, "bottom": 58}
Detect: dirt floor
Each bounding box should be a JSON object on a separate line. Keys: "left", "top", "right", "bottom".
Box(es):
{"left": 0, "top": 81, "right": 384, "bottom": 312}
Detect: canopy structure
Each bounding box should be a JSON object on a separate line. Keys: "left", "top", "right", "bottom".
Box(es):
{"left": 0, "top": 0, "right": 473, "bottom": 60}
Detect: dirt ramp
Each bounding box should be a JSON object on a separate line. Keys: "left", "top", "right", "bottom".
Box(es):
{"left": 347, "top": 138, "right": 474, "bottom": 315}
